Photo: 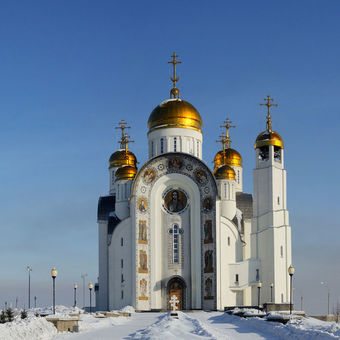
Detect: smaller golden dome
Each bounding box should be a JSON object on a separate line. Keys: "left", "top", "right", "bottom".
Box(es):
{"left": 115, "top": 165, "right": 137, "bottom": 181}
{"left": 214, "top": 148, "right": 242, "bottom": 169}
{"left": 214, "top": 164, "right": 236, "bottom": 180}
{"left": 109, "top": 150, "right": 137, "bottom": 169}
{"left": 148, "top": 99, "right": 202, "bottom": 133}
{"left": 255, "top": 130, "right": 284, "bottom": 149}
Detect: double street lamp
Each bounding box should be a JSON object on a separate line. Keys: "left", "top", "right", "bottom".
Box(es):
{"left": 51, "top": 267, "right": 58, "bottom": 314}
{"left": 257, "top": 281, "right": 262, "bottom": 312}
{"left": 88, "top": 282, "right": 94, "bottom": 313}
{"left": 288, "top": 264, "right": 295, "bottom": 315}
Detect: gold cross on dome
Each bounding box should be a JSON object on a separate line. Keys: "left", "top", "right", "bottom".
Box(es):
{"left": 216, "top": 132, "right": 228, "bottom": 162}
{"left": 115, "top": 120, "right": 131, "bottom": 138}
{"left": 168, "top": 52, "right": 182, "bottom": 98}
{"left": 119, "top": 132, "right": 134, "bottom": 153}
{"left": 220, "top": 118, "right": 235, "bottom": 148}
{"left": 260, "top": 95, "right": 278, "bottom": 132}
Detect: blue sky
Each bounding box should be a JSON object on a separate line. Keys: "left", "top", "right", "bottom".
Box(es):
{"left": 0, "top": 1, "right": 339, "bottom": 314}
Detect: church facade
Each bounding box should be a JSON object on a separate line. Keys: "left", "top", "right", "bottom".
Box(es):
{"left": 95, "top": 54, "right": 292, "bottom": 311}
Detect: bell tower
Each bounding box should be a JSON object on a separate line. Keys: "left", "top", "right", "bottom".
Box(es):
{"left": 252, "top": 96, "right": 292, "bottom": 305}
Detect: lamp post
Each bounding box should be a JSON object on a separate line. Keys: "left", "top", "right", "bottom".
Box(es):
{"left": 321, "top": 281, "right": 330, "bottom": 315}
{"left": 51, "top": 267, "right": 58, "bottom": 314}
{"left": 288, "top": 264, "right": 295, "bottom": 315}
{"left": 257, "top": 281, "right": 262, "bottom": 312}
{"left": 73, "top": 283, "right": 78, "bottom": 307}
{"left": 270, "top": 283, "right": 274, "bottom": 302}
{"left": 81, "top": 273, "right": 88, "bottom": 308}
{"left": 88, "top": 282, "right": 93, "bottom": 313}
{"left": 26, "top": 266, "right": 32, "bottom": 309}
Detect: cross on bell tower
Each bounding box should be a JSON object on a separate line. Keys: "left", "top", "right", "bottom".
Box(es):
{"left": 260, "top": 95, "right": 278, "bottom": 132}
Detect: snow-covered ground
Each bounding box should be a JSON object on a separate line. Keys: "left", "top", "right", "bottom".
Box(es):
{"left": 1, "top": 306, "right": 340, "bottom": 340}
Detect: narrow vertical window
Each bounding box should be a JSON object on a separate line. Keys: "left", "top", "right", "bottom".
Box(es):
{"left": 281, "top": 293, "right": 284, "bottom": 303}
{"left": 280, "top": 246, "right": 283, "bottom": 258}
{"left": 173, "top": 224, "right": 179, "bottom": 264}
{"left": 121, "top": 259, "right": 123, "bottom": 268}
{"left": 197, "top": 141, "right": 199, "bottom": 157}
{"left": 256, "top": 269, "right": 259, "bottom": 281}
{"left": 112, "top": 171, "right": 115, "bottom": 184}
{"left": 224, "top": 183, "right": 227, "bottom": 199}
{"left": 277, "top": 196, "right": 280, "bottom": 205}
{"left": 121, "top": 274, "right": 124, "bottom": 283}
{"left": 227, "top": 237, "right": 230, "bottom": 246}
{"left": 151, "top": 141, "right": 154, "bottom": 157}
{"left": 117, "top": 184, "right": 120, "bottom": 199}
{"left": 235, "top": 274, "right": 239, "bottom": 283}
{"left": 237, "top": 170, "right": 240, "bottom": 184}
{"left": 160, "top": 138, "right": 164, "bottom": 154}
{"left": 121, "top": 290, "right": 124, "bottom": 299}
{"left": 174, "top": 137, "right": 177, "bottom": 152}
{"left": 121, "top": 238, "right": 123, "bottom": 246}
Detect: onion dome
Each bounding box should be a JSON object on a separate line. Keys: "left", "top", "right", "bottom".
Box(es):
{"left": 255, "top": 130, "right": 284, "bottom": 149}
{"left": 255, "top": 95, "right": 284, "bottom": 149}
{"left": 214, "top": 164, "right": 236, "bottom": 180}
{"left": 214, "top": 148, "right": 242, "bottom": 169}
{"left": 148, "top": 99, "right": 202, "bottom": 133}
{"left": 115, "top": 165, "right": 137, "bottom": 181}
{"left": 109, "top": 150, "right": 137, "bottom": 169}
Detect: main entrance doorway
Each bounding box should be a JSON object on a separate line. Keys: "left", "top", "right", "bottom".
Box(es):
{"left": 167, "top": 277, "right": 186, "bottom": 310}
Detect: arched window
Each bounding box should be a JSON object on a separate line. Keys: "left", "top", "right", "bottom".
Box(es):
{"left": 151, "top": 141, "right": 154, "bottom": 157}
{"left": 160, "top": 138, "right": 164, "bottom": 154}
{"left": 280, "top": 246, "right": 283, "bottom": 258}
{"left": 224, "top": 183, "right": 227, "bottom": 199}
{"left": 174, "top": 137, "right": 177, "bottom": 152}
{"left": 173, "top": 224, "right": 179, "bottom": 263}
{"left": 227, "top": 236, "right": 230, "bottom": 246}
{"left": 169, "top": 224, "right": 183, "bottom": 264}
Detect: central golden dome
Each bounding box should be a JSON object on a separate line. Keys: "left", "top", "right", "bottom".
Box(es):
{"left": 148, "top": 99, "right": 203, "bottom": 133}
{"left": 214, "top": 148, "right": 242, "bottom": 169}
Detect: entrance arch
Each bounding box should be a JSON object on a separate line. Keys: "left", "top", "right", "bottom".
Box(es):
{"left": 167, "top": 276, "right": 187, "bottom": 310}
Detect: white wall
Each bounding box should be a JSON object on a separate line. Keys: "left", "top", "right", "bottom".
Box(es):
{"left": 108, "top": 218, "right": 133, "bottom": 310}
{"left": 148, "top": 128, "right": 203, "bottom": 159}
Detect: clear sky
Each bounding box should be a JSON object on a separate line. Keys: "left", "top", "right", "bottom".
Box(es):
{"left": 0, "top": 0, "right": 339, "bottom": 314}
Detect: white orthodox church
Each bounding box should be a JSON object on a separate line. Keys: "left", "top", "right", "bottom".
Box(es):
{"left": 95, "top": 54, "right": 292, "bottom": 311}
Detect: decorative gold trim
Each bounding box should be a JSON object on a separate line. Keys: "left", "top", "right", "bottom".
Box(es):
{"left": 138, "top": 297, "right": 148, "bottom": 301}
{"left": 138, "top": 240, "right": 148, "bottom": 245}
{"left": 138, "top": 268, "right": 148, "bottom": 274}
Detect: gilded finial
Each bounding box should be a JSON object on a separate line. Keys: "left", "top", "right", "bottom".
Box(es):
{"left": 220, "top": 118, "right": 235, "bottom": 149}
{"left": 260, "top": 95, "right": 278, "bottom": 132}
{"left": 168, "top": 52, "right": 182, "bottom": 99}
